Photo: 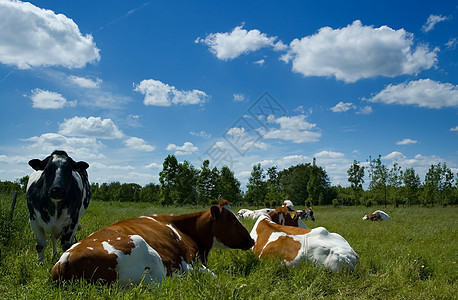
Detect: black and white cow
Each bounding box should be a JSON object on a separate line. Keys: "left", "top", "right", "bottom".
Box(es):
{"left": 26, "top": 150, "right": 91, "bottom": 262}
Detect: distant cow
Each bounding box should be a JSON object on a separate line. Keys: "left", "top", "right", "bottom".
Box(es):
{"left": 26, "top": 150, "right": 90, "bottom": 262}
{"left": 362, "top": 210, "right": 391, "bottom": 221}
{"left": 251, "top": 211, "right": 358, "bottom": 272}
{"left": 268, "top": 205, "right": 309, "bottom": 229}
{"left": 236, "top": 208, "right": 274, "bottom": 220}
{"left": 51, "top": 200, "right": 254, "bottom": 285}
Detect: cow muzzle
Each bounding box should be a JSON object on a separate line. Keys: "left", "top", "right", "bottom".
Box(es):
{"left": 49, "top": 186, "right": 65, "bottom": 199}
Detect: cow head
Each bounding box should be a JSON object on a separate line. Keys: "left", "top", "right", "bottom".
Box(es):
{"left": 268, "top": 206, "right": 301, "bottom": 226}
{"left": 211, "top": 200, "right": 254, "bottom": 250}
{"left": 28, "top": 150, "right": 89, "bottom": 200}
{"left": 298, "top": 207, "right": 315, "bottom": 221}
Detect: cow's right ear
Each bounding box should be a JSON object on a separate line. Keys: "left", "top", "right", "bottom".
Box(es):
{"left": 74, "top": 161, "right": 89, "bottom": 172}
{"left": 210, "top": 205, "right": 220, "bottom": 219}
{"left": 29, "top": 159, "right": 45, "bottom": 171}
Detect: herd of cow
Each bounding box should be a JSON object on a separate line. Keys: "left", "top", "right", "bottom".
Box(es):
{"left": 24, "top": 151, "right": 390, "bottom": 285}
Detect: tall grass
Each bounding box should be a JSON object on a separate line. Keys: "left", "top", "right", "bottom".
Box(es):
{"left": 0, "top": 194, "right": 456, "bottom": 299}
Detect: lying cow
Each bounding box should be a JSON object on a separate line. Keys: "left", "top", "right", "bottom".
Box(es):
{"left": 26, "top": 150, "right": 90, "bottom": 262}
{"left": 236, "top": 208, "right": 274, "bottom": 220}
{"left": 362, "top": 210, "right": 391, "bottom": 221}
{"left": 52, "top": 200, "right": 254, "bottom": 285}
{"left": 251, "top": 210, "right": 358, "bottom": 272}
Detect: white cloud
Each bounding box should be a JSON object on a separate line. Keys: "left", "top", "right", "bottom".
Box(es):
{"left": 69, "top": 75, "right": 102, "bottom": 88}
{"left": 196, "top": 24, "right": 286, "bottom": 60}
{"left": 146, "top": 162, "right": 161, "bottom": 169}
{"left": 263, "top": 115, "right": 321, "bottom": 143}
{"left": 356, "top": 106, "right": 373, "bottom": 115}
{"left": 124, "top": 137, "right": 155, "bottom": 152}
{"left": 22, "top": 133, "right": 104, "bottom": 159}
{"left": 383, "top": 151, "right": 406, "bottom": 161}
{"left": 282, "top": 20, "right": 438, "bottom": 83}
{"left": 28, "top": 88, "right": 76, "bottom": 109}
{"left": 367, "top": 79, "right": 458, "bottom": 109}
{"left": 450, "top": 126, "right": 458, "bottom": 132}
{"left": 422, "top": 15, "right": 449, "bottom": 32}
{"left": 396, "top": 138, "right": 418, "bottom": 145}
{"left": 59, "top": 116, "right": 124, "bottom": 139}
{"left": 445, "top": 38, "right": 457, "bottom": 50}
{"left": 166, "top": 142, "right": 199, "bottom": 156}
{"left": 226, "top": 127, "right": 246, "bottom": 137}
{"left": 133, "top": 79, "right": 209, "bottom": 106}
{"left": 190, "top": 130, "right": 211, "bottom": 139}
{"left": 233, "top": 93, "right": 246, "bottom": 102}
{"left": 331, "top": 101, "right": 355, "bottom": 112}
{"left": 0, "top": 0, "right": 100, "bottom": 69}
{"left": 254, "top": 59, "right": 265, "bottom": 66}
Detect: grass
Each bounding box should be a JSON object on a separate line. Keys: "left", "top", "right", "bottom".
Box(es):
{"left": 0, "top": 194, "right": 456, "bottom": 299}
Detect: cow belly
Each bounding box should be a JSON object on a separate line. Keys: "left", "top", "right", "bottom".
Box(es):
{"left": 103, "top": 235, "right": 167, "bottom": 285}
{"left": 33, "top": 207, "right": 72, "bottom": 237}
{"left": 303, "top": 227, "right": 358, "bottom": 272}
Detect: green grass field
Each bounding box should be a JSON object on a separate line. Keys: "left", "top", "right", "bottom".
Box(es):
{"left": 1, "top": 194, "right": 456, "bottom": 299}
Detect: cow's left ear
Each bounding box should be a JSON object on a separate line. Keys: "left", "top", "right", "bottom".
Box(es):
{"left": 210, "top": 205, "right": 220, "bottom": 219}
{"left": 73, "top": 161, "right": 89, "bottom": 172}
{"left": 29, "top": 159, "right": 45, "bottom": 171}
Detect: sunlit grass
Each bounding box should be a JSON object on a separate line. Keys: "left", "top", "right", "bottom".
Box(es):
{"left": 1, "top": 195, "right": 456, "bottom": 299}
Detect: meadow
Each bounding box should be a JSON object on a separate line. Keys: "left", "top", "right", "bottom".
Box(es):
{"left": 0, "top": 194, "right": 456, "bottom": 299}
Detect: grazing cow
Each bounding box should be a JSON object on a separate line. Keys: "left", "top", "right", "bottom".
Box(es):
{"left": 51, "top": 200, "right": 254, "bottom": 285}
{"left": 297, "top": 207, "right": 315, "bottom": 221}
{"left": 362, "top": 210, "right": 391, "bottom": 221}
{"left": 251, "top": 211, "right": 358, "bottom": 272}
{"left": 26, "top": 150, "right": 90, "bottom": 262}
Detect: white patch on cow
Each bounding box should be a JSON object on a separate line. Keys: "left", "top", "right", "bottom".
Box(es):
{"left": 102, "top": 235, "right": 166, "bottom": 285}
{"left": 55, "top": 242, "right": 80, "bottom": 265}
{"left": 237, "top": 208, "right": 272, "bottom": 220}
{"left": 140, "top": 216, "right": 160, "bottom": 223}
{"left": 283, "top": 200, "right": 294, "bottom": 210}
{"left": 117, "top": 237, "right": 121, "bottom": 240}
{"left": 297, "top": 218, "right": 308, "bottom": 229}
{"left": 166, "top": 224, "right": 182, "bottom": 241}
{"left": 27, "top": 171, "right": 43, "bottom": 191}
{"left": 87, "top": 247, "right": 94, "bottom": 250}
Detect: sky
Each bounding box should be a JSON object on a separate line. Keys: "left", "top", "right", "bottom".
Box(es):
{"left": 0, "top": 0, "right": 457, "bottom": 189}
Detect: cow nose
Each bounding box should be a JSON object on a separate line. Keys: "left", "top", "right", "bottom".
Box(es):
{"left": 50, "top": 187, "right": 65, "bottom": 199}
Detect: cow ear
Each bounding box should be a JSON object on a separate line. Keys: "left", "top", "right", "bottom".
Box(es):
{"left": 73, "top": 161, "right": 89, "bottom": 172}
{"left": 29, "top": 159, "right": 45, "bottom": 171}
{"left": 210, "top": 205, "right": 220, "bottom": 219}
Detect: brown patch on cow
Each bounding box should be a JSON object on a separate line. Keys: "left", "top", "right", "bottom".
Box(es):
{"left": 259, "top": 235, "right": 302, "bottom": 262}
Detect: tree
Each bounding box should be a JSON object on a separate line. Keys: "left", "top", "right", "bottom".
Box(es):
{"left": 197, "top": 160, "right": 215, "bottom": 206}
{"left": 217, "top": 166, "right": 242, "bottom": 204}
{"left": 388, "top": 162, "right": 403, "bottom": 207}
{"left": 245, "top": 163, "right": 268, "bottom": 205}
{"left": 403, "top": 167, "right": 421, "bottom": 206}
{"left": 368, "top": 155, "right": 388, "bottom": 207}
{"left": 177, "top": 161, "right": 198, "bottom": 205}
{"left": 159, "top": 155, "right": 181, "bottom": 205}
{"left": 347, "top": 160, "right": 365, "bottom": 205}
{"left": 307, "top": 158, "right": 329, "bottom": 205}
{"left": 139, "top": 183, "right": 161, "bottom": 203}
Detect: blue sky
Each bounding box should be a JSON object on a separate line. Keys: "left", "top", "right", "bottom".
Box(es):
{"left": 0, "top": 0, "right": 457, "bottom": 189}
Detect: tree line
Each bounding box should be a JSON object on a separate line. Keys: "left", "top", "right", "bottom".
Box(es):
{"left": 1, "top": 154, "right": 457, "bottom": 207}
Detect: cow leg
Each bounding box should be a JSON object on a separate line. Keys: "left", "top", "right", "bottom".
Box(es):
{"left": 29, "top": 219, "right": 46, "bottom": 263}
{"left": 51, "top": 235, "right": 58, "bottom": 259}
{"left": 60, "top": 227, "right": 77, "bottom": 252}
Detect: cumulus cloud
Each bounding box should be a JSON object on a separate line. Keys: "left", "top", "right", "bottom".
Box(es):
{"left": 396, "top": 138, "right": 418, "bottom": 145}
{"left": 124, "top": 137, "right": 155, "bottom": 152}
{"left": 69, "top": 75, "right": 102, "bottom": 88}
{"left": 59, "top": 116, "right": 124, "bottom": 139}
{"left": 196, "top": 24, "right": 286, "bottom": 60}
{"left": 133, "top": 79, "right": 209, "bottom": 106}
{"left": 367, "top": 79, "right": 458, "bottom": 109}
{"left": 254, "top": 59, "right": 265, "bottom": 66}
{"left": 263, "top": 115, "right": 321, "bottom": 143}
{"left": 282, "top": 20, "right": 438, "bottom": 83}
{"left": 331, "top": 101, "right": 355, "bottom": 112}
{"left": 166, "top": 142, "right": 199, "bottom": 156}
{"left": 356, "top": 106, "right": 373, "bottom": 115}
{"left": 22, "top": 133, "right": 104, "bottom": 159}
{"left": 28, "top": 88, "right": 76, "bottom": 109}
{"left": 450, "top": 126, "right": 458, "bottom": 132}
{"left": 0, "top": 0, "right": 100, "bottom": 69}
{"left": 422, "top": 15, "right": 449, "bottom": 32}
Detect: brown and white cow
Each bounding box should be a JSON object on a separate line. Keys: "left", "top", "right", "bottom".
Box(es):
{"left": 51, "top": 200, "right": 254, "bottom": 285}
{"left": 251, "top": 210, "right": 358, "bottom": 272}
{"left": 362, "top": 210, "right": 391, "bottom": 221}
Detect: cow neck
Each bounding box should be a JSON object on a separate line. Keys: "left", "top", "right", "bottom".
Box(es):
{"left": 167, "top": 209, "right": 214, "bottom": 263}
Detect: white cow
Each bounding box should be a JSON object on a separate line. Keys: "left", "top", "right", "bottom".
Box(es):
{"left": 362, "top": 210, "right": 391, "bottom": 221}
